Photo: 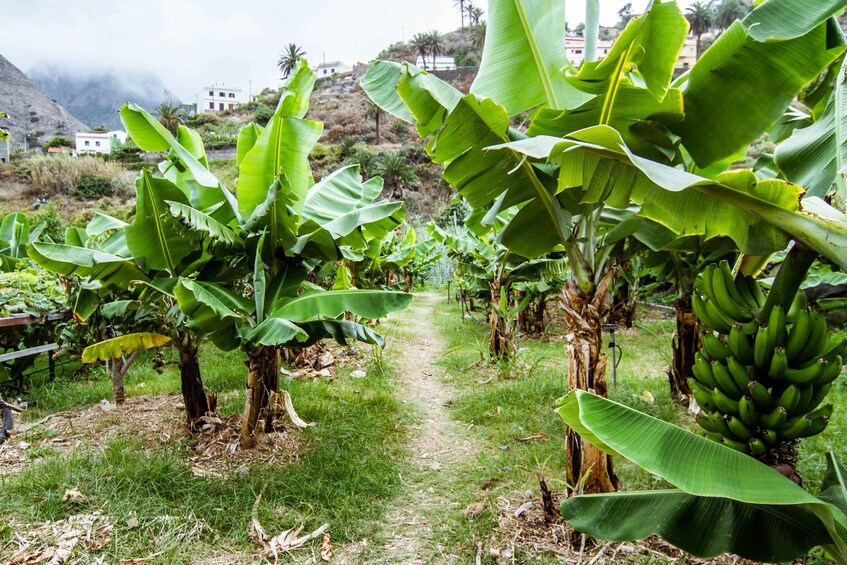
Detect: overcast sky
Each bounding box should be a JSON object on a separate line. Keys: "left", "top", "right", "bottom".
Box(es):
{"left": 2, "top": 0, "right": 693, "bottom": 102}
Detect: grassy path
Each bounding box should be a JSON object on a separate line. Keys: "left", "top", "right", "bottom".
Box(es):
{"left": 344, "top": 291, "right": 477, "bottom": 563}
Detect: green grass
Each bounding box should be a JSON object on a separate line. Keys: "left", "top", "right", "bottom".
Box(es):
{"left": 208, "top": 158, "right": 238, "bottom": 188}
{"left": 0, "top": 346, "right": 410, "bottom": 562}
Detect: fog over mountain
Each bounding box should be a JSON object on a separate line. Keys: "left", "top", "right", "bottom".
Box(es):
{"left": 30, "top": 66, "right": 177, "bottom": 131}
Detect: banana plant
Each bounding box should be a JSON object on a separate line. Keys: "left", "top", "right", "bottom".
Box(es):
{"left": 556, "top": 390, "right": 847, "bottom": 564}
{"left": 118, "top": 61, "right": 411, "bottom": 447}
{"left": 362, "top": 0, "right": 847, "bottom": 494}
{"left": 0, "top": 213, "right": 45, "bottom": 272}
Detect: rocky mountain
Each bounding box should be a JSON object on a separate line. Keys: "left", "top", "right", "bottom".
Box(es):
{"left": 0, "top": 54, "right": 88, "bottom": 149}
{"left": 30, "top": 66, "right": 176, "bottom": 131}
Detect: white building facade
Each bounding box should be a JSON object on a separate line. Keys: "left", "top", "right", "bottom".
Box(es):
{"left": 565, "top": 36, "right": 614, "bottom": 66}
{"left": 75, "top": 132, "right": 121, "bottom": 155}
{"left": 414, "top": 55, "right": 457, "bottom": 71}
{"left": 199, "top": 85, "right": 246, "bottom": 114}
{"left": 313, "top": 61, "right": 352, "bottom": 77}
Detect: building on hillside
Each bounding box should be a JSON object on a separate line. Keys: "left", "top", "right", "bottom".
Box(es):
{"left": 677, "top": 36, "right": 698, "bottom": 69}
{"left": 414, "top": 55, "right": 457, "bottom": 71}
{"left": 46, "top": 146, "right": 72, "bottom": 156}
{"left": 199, "top": 85, "right": 245, "bottom": 114}
{"left": 565, "top": 36, "right": 614, "bottom": 66}
{"left": 313, "top": 61, "right": 352, "bottom": 77}
{"left": 75, "top": 131, "right": 124, "bottom": 155}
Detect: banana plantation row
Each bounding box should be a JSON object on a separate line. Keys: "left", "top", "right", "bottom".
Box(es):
{"left": 2, "top": 0, "right": 847, "bottom": 562}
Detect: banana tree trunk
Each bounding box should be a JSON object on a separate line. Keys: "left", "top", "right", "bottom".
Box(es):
{"left": 562, "top": 277, "right": 618, "bottom": 495}
{"left": 670, "top": 294, "right": 697, "bottom": 399}
{"left": 241, "top": 346, "right": 278, "bottom": 448}
{"left": 488, "top": 279, "right": 514, "bottom": 358}
{"left": 109, "top": 352, "right": 138, "bottom": 405}
{"left": 176, "top": 333, "right": 209, "bottom": 426}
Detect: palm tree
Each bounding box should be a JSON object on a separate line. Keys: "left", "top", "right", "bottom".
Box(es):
{"left": 471, "top": 22, "right": 487, "bottom": 51}
{"left": 277, "top": 43, "right": 306, "bottom": 78}
{"left": 453, "top": 0, "right": 466, "bottom": 28}
{"left": 466, "top": 3, "right": 484, "bottom": 26}
{"left": 715, "top": 0, "right": 751, "bottom": 31}
{"left": 155, "top": 101, "right": 183, "bottom": 134}
{"left": 686, "top": 1, "right": 714, "bottom": 59}
{"left": 411, "top": 33, "right": 429, "bottom": 69}
{"left": 364, "top": 102, "right": 383, "bottom": 145}
{"left": 426, "top": 31, "right": 444, "bottom": 68}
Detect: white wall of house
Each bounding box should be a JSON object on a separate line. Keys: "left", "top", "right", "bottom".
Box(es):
{"left": 198, "top": 86, "right": 245, "bottom": 114}
{"left": 313, "top": 62, "right": 352, "bottom": 77}
{"left": 565, "top": 37, "right": 613, "bottom": 66}
{"left": 414, "top": 55, "right": 457, "bottom": 71}
{"left": 75, "top": 132, "right": 114, "bottom": 155}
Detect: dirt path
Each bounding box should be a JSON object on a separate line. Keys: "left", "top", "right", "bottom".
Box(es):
{"left": 342, "top": 291, "right": 476, "bottom": 563}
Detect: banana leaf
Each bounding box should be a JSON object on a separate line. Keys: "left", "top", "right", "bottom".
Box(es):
{"left": 81, "top": 332, "right": 171, "bottom": 363}
{"left": 0, "top": 213, "right": 29, "bottom": 259}
{"left": 166, "top": 200, "right": 242, "bottom": 248}
{"left": 269, "top": 289, "right": 412, "bottom": 322}
{"left": 243, "top": 317, "right": 307, "bottom": 347}
{"left": 556, "top": 391, "right": 847, "bottom": 563}
{"left": 282, "top": 320, "right": 386, "bottom": 348}
{"left": 29, "top": 242, "right": 150, "bottom": 290}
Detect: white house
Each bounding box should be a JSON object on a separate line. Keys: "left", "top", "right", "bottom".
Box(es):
{"left": 199, "top": 85, "right": 246, "bottom": 114}
{"left": 75, "top": 132, "right": 122, "bottom": 155}
{"left": 313, "top": 61, "right": 352, "bottom": 77}
{"left": 565, "top": 36, "right": 614, "bottom": 66}
{"left": 414, "top": 55, "right": 457, "bottom": 71}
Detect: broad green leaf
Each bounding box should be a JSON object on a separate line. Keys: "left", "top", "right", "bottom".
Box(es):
{"left": 243, "top": 317, "right": 306, "bottom": 346}
{"left": 0, "top": 213, "right": 29, "bottom": 259}
{"left": 396, "top": 65, "right": 463, "bottom": 137}
{"left": 29, "top": 241, "right": 150, "bottom": 290}
{"left": 253, "top": 232, "right": 267, "bottom": 323}
{"left": 175, "top": 279, "right": 253, "bottom": 323}
{"left": 100, "top": 299, "right": 139, "bottom": 319}
{"left": 775, "top": 55, "right": 847, "bottom": 199}
{"left": 283, "top": 320, "right": 385, "bottom": 348}
{"left": 360, "top": 62, "right": 415, "bottom": 123}
{"left": 742, "top": 0, "right": 847, "bottom": 41}
{"left": 471, "top": 0, "right": 592, "bottom": 115}
{"left": 270, "top": 289, "right": 412, "bottom": 322}
{"left": 64, "top": 227, "right": 88, "bottom": 248}
{"left": 821, "top": 452, "right": 847, "bottom": 515}
{"left": 166, "top": 200, "right": 242, "bottom": 247}
{"left": 236, "top": 123, "right": 263, "bottom": 166}
{"left": 72, "top": 288, "right": 99, "bottom": 323}
{"left": 276, "top": 59, "right": 317, "bottom": 119}
{"left": 176, "top": 125, "right": 208, "bottom": 168}
{"left": 673, "top": 21, "right": 843, "bottom": 167}
{"left": 82, "top": 333, "right": 171, "bottom": 363}
{"left": 561, "top": 490, "right": 832, "bottom": 563}
{"left": 125, "top": 171, "right": 197, "bottom": 273}
{"left": 85, "top": 213, "right": 127, "bottom": 237}
{"left": 556, "top": 391, "right": 847, "bottom": 562}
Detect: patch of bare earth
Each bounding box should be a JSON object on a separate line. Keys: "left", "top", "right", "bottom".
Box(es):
{"left": 0, "top": 394, "right": 301, "bottom": 478}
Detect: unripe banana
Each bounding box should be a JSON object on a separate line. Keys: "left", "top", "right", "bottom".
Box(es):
{"left": 768, "top": 347, "right": 788, "bottom": 381}
{"left": 747, "top": 381, "right": 774, "bottom": 411}
{"left": 704, "top": 431, "right": 724, "bottom": 443}
{"left": 815, "top": 355, "right": 843, "bottom": 386}
{"left": 749, "top": 437, "right": 767, "bottom": 456}
{"left": 699, "top": 264, "right": 717, "bottom": 301}
{"left": 693, "top": 354, "right": 719, "bottom": 389}
{"left": 806, "top": 383, "right": 833, "bottom": 413}
{"left": 768, "top": 305, "right": 787, "bottom": 349}
{"left": 712, "top": 262, "right": 753, "bottom": 323}
{"left": 785, "top": 289, "right": 808, "bottom": 323}
{"left": 784, "top": 358, "right": 826, "bottom": 385}
{"left": 702, "top": 333, "right": 731, "bottom": 361}
{"left": 740, "top": 319, "right": 759, "bottom": 336}
{"left": 777, "top": 385, "right": 800, "bottom": 413}
{"left": 710, "top": 411, "right": 734, "bottom": 437}
{"left": 727, "top": 415, "right": 753, "bottom": 441}
{"left": 693, "top": 292, "right": 727, "bottom": 334}
{"left": 779, "top": 415, "right": 812, "bottom": 440}
{"left": 760, "top": 405, "right": 788, "bottom": 429}
{"left": 702, "top": 295, "right": 735, "bottom": 334}
{"left": 688, "top": 379, "right": 715, "bottom": 411}
{"left": 791, "top": 385, "right": 813, "bottom": 416}
{"left": 721, "top": 436, "right": 751, "bottom": 454}
{"left": 808, "top": 416, "right": 830, "bottom": 436}
{"left": 711, "top": 387, "right": 741, "bottom": 415}
{"left": 795, "top": 311, "right": 828, "bottom": 365}
{"left": 738, "top": 395, "right": 759, "bottom": 427}
{"left": 808, "top": 403, "right": 833, "bottom": 421}
{"left": 729, "top": 323, "right": 755, "bottom": 365}
{"left": 713, "top": 361, "right": 744, "bottom": 399}
{"left": 754, "top": 325, "right": 772, "bottom": 372}
{"left": 696, "top": 411, "right": 719, "bottom": 433}
{"left": 734, "top": 275, "right": 762, "bottom": 310}
{"left": 726, "top": 355, "right": 752, "bottom": 392}
{"left": 760, "top": 428, "right": 778, "bottom": 445}
{"left": 785, "top": 309, "right": 811, "bottom": 359}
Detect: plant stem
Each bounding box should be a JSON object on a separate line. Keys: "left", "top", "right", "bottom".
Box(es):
{"left": 760, "top": 244, "right": 816, "bottom": 319}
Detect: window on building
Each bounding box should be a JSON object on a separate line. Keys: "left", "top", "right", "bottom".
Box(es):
{"left": 219, "top": 92, "right": 225, "bottom": 97}
{"left": 208, "top": 91, "right": 213, "bottom": 96}
{"left": 228, "top": 103, "right": 234, "bottom": 110}
{"left": 229, "top": 93, "right": 235, "bottom": 98}
{"left": 575, "top": 49, "right": 582, "bottom": 54}
{"left": 219, "top": 103, "right": 224, "bottom": 110}
{"left": 95, "top": 141, "right": 100, "bottom": 147}
{"left": 84, "top": 140, "right": 90, "bottom": 146}
{"left": 323, "top": 69, "right": 328, "bottom": 74}
{"left": 209, "top": 102, "right": 214, "bottom": 109}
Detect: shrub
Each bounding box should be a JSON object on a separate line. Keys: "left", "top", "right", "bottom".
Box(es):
{"left": 186, "top": 113, "right": 221, "bottom": 128}
{"left": 45, "top": 136, "right": 73, "bottom": 149}
{"left": 349, "top": 147, "right": 377, "bottom": 178}
{"left": 337, "top": 136, "right": 360, "bottom": 161}
{"left": 29, "top": 204, "right": 64, "bottom": 242}
{"left": 73, "top": 174, "right": 115, "bottom": 200}
{"left": 377, "top": 150, "right": 420, "bottom": 196}
{"left": 392, "top": 121, "right": 409, "bottom": 138}
{"left": 25, "top": 155, "right": 125, "bottom": 195}
{"left": 254, "top": 105, "right": 275, "bottom": 126}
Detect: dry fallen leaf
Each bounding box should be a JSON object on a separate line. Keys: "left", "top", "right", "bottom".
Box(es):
{"left": 517, "top": 432, "right": 549, "bottom": 443}
{"left": 464, "top": 502, "right": 487, "bottom": 518}
{"left": 320, "top": 531, "right": 332, "bottom": 561}
{"left": 62, "top": 488, "right": 87, "bottom": 505}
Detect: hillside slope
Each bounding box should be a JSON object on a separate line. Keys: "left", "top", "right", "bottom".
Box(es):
{"left": 0, "top": 54, "right": 87, "bottom": 148}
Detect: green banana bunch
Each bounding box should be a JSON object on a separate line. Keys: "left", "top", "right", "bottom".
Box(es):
{"left": 690, "top": 266, "right": 845, "bottom": 457}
